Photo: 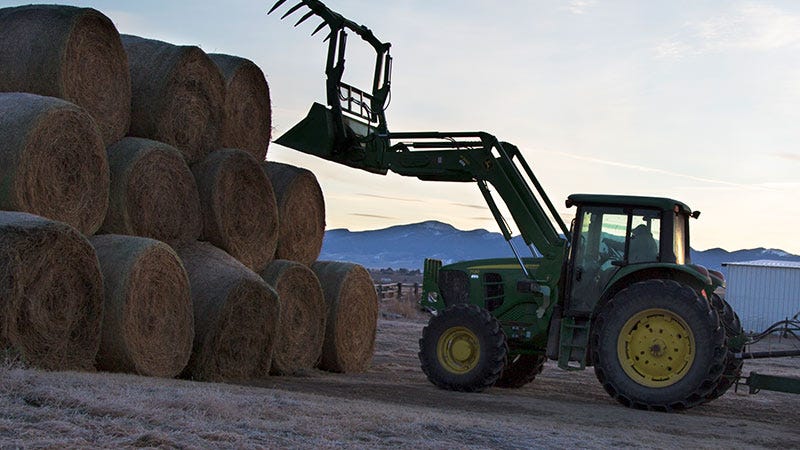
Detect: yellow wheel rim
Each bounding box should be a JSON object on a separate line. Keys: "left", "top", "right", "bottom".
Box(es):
{"left": 437, "top": 326, "right": 480, "bottom": 374}
{"left": 617, "top": 308, "right": 695, "bottom": 388}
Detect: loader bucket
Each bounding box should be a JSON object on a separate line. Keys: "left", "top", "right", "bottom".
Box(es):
{"left": 274, "top": 102, "right": 335, "bottom": 158}
{"left": 275, "top": 102, "right": 389, "bottom": 175}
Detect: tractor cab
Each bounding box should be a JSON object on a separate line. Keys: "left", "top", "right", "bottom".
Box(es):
{"left": 563, "top": 194, "right": 705, "bottom": 315}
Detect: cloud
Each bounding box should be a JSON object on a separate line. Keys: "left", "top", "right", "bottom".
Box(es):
{"left": 348, "top": 213, "right": 398, "bottom": 220}
{"left": 535, "top": 148, "right": 778, "bottom": 192}
{"left": 450, "top": 202, "right": 486, "bottom": 210}
{"left": 356, "top": 193, "right": 423, "bottom": 203}
{"left": 773, "top": 152, "right": 800, "bottom": 162}
{"left": 566, "top": 0, "right": 596, "bottom": 15}
{"left": 654, "top": 3, "right": 800, "bottom": 59}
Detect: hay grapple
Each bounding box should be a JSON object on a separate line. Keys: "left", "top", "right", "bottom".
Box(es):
{"left": 270, "top": 0, "right": 800, "bottom": 410}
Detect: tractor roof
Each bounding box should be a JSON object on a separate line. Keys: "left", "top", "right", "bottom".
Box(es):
{"left": 566, "top": 194, "right": 693, "bottom": 214}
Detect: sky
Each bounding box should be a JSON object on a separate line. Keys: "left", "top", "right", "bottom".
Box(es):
{"left": 4, "top": 0, "right": 799, "bottom": 254}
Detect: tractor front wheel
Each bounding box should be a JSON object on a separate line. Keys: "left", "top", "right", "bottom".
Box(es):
{"left": 419, "top": 304, "right": 507, "bottom": 392}
{"left": 591, "top": 280, "right": 725, "bottom": 411}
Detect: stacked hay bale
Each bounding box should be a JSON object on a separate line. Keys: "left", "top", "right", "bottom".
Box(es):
{"left": 176, "top": 242, "right": 279, "bottom": 382}
{"left": 260, "top": 260, "right": 326, "bottom": 375}
{"left": 0, "top": 4, "right": 379, "bottom": 379}
{"left": 0, "top": 4, "right": 131, "bottom": 145}
{"left": 91, "top": 235, "right": 194, "bottom": 378}
{"left": 192, "top": 148, "right": 278, "bottom": 272}
{"left": 312, "top": 262, "right": 379, "bottom": 373}
{"left": 262, "top": 162, "right": 325, "bottom": 266}
{"left": 0, "top": 93, "right": 109, "bottom": 235}
{"left": 121, "top": 35, "right": 224, "bottom": 165}
{"left": 101, "top": 137, "right": 202, "bottom": 243}
{"left": 0, "top": 212, "right": 104, "bottom": 371}
{"left": 209, "top": 53, "right": 271, "bottom": 161}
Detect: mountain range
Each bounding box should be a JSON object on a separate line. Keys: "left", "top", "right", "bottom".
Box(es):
{"left": 319, "top": 220, "right": 800, "bottom": 274}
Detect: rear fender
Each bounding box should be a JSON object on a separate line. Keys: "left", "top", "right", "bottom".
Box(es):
{"left": 598, "top": 263, "right": 713, "bottom": 315}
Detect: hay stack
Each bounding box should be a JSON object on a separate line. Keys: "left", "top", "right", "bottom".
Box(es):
{"left": 209, "top": 54, "right": 271, "bottom": 161}
{"left": 0, "top": 5, "right": 131, "bottom": 145}
{"left": 262, "top": 162, "right": 325, "bottom": 266}
{"left": 101, "top": 137, "right": 201, "bottom": 243}
{"left": 193, "top": 149, "right": 278, "bottom": 272}
{"left": 0, "top": 212, "right": 103, "bottom": 371}
{"left": 176, "top": 242, "right": 280, "bottom": 382}
{"left": 259, "top": 260, "right": 325, "bottom": 375}
{"left": 121, "top": 35, "right": 224, "bottom": 165}
{"left": 90, "top": 235, "right": 193, "bottom": 378}
{"left": 311, "top": 261, "right": 378, "bottom": 373}
{"left": 0, "top": 93, "right": 109, "bottom": 235}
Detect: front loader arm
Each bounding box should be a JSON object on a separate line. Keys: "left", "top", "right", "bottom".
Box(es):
{"left": 384, "top": 132, "right": 568, "bottom": 264}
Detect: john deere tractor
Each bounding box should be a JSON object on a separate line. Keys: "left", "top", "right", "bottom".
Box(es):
{"left": 269, "top": 0, "right": 798, "bottom": 411}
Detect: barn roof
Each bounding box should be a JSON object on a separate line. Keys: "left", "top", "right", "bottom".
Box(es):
{"left": 722, "top": 259, "right": 800, "bottom": 269}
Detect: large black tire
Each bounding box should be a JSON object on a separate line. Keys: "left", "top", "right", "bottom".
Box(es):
{"left": 591, "top": 280, "right": 726, "bottom": 412}
{"left": 705, "top": 293, "right": 744, "bottom": 401}
{"left": 419, "top": 304, "right": 507, "bottom": 392}
{"left": 495, "top": 354, "right": 546, "bottom": 388}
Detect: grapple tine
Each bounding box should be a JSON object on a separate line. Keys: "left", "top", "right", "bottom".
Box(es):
{"left": 280, "top": 2, "right": 306, "bottom": 20}
{"left": 294, "top": 10, "right": 315, "bottom": 27}
{"left": 310, "top": 20, "right": 327, "bottom": 36}
{"left": 267, "top": 0, "right": 288, "bottom": 15}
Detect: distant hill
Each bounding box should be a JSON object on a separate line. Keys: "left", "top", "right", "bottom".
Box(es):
{"left": 319, "top": 220, "right": 800, "bottom": 273}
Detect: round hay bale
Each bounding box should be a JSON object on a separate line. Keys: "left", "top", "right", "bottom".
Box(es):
{"left": 121, "top": 35, "right": 224, "bottom": 165}
{"left": 175, "top": 241, "right": 280, "bottom": 382}
{"left": 262, "top": 162, "right": 325, "bottom": 266}
{"left": 193, "top": 149, "right": 278, "bottom": 272}
{"left": 101, "top": 137, "right": 202, "bottom": 244}
{"left": 0, "top": 92, "right": 109, "bottom": 235}
{"left": 0, "top": 212, "right": 103, "bottom": 371}
{"left": 0, "top": 5, "right": 131, "bottom": 145}
{"left": 311, "top": 261, "right": 378, "bottom": 373}
{"left": 259, "top": 260, "right": 325, "bottom": 375}
{"left": 90, "top": 235, "right": 193, "bottom": 378}
{"left": 209, "top": 54, "right": 271, "bottom": 161}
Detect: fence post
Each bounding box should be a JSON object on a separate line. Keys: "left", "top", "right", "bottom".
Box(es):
{"left": 414, "top": 282, "right": 419, "bottom": 297}
{"left": 397, "top": 282, "right": 402, "bottom": 300}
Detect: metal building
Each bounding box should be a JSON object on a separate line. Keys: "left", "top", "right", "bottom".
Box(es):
{"left": 722, "top": 260, "right": 800, "bottom": 333}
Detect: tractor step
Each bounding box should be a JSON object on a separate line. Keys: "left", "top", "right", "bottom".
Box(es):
{"left": 557, "top": 317, "right": 590, "bottom": 371}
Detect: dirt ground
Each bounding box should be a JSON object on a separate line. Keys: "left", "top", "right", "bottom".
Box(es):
{"left": 1, "top": 315, "right": 798, "bottom": 449}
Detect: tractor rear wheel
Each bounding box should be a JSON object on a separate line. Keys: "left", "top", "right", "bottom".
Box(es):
{"left": 591, "top": 279, "right": 725, "bottom": 411}
{"left": 705, "top": 293, "right": 744, "bottom": 401}
{"left": 419, "top": 304, "right": 507, "bottom": 392}
{"left": 495, "top": 354, "right": 546, "bottom": 388}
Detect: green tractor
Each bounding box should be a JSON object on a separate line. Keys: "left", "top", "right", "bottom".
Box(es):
{"left": 419, "top": 195, "right": 738, "bottom": 411}
{"left": 270, "top": 0, "right": 753, "bottom": 411}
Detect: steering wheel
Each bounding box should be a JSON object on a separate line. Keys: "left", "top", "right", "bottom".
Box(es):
{"left": 602, "top": 238, "right": 623, "bottom": 260}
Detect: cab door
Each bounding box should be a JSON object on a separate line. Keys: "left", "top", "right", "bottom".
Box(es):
{"left": 566, "top": 206, "right": 662, "bottom": 314}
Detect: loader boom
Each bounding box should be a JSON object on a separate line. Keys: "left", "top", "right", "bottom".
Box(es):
{"left": 270, "top": 1, "right": 569, "bottom": 274}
